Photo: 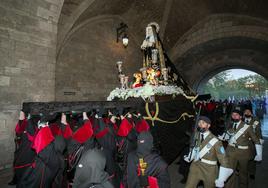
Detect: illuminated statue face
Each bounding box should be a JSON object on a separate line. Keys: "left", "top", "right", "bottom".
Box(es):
{"left": 146, "top": 26, "right": 153, "bottom": 37}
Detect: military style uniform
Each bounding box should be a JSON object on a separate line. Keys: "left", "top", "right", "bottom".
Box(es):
{"left": 244, "top": 117, "right": 263, "bottom": 178}
{"left": 224, "top": 121, "right": 261, "bottom": 188}
{"left": 185, "top": 131, "right": 231, "bottom": 188}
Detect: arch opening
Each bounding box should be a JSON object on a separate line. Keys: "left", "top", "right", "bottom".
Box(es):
{"left": 197, "top": 68, "right": 268, "bottom": 100}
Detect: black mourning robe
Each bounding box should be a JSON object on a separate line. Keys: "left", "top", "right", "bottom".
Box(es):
{"left": 66, "top": 119, "right": 95, "bottom": 182}
{"left": 17, "top": 126, "right": 60, "bottom": 188}
{"left": 127, "top": 132, "right": 170, "bottom": 188}
{"left": 93, "top": 116, "right": 117, "bottom": 175}
{"left": 116, "top": 117, "right": 137, "bottom": 185}
{"left": 93, "top": 115, "right": 119, "bottom": 187}
{"left": 52, "top": 136, "right": 67, "bottom": 188}
{"left": 13, "top": 119, "right": 37, "bottom": 184}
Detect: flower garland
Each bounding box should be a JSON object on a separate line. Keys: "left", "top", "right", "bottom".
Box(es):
{"left": 107, "top": 83, "right": 186, "bottom": 101}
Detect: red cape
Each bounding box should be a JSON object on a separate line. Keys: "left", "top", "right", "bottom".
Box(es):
{"left": 148, "top": 176, "right": 159, "bottom": 188}
{"left": 117, "top": 118, "right": 133, "bottom": 137}
{"left": 72, "top": 120, "right": 93, "bottom": 144}
{"left": 135, "top": 119, "right": 150, "bottom": 133}
{"left": 95, "top": 127, "right": 109, "bottom": 139}
{"left": 32, "top": 126, "right": 54, "bottom": 154}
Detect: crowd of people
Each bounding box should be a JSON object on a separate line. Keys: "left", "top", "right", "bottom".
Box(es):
{"left": 8, "top": 97, "right": 265, "bottom": 188}
{"left": 9, "top": 110, "right": 170, "bottom": 188}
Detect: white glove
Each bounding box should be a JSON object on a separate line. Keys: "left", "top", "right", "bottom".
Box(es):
{"left": 218, "top": 134, "right": 224, "bottom": 141}
{"left": 83, "top": 112, "right": 89, "bottom": 120}
{"left": 254, "top": 144, "right": 262, "bottom": 161}
{"left": 215, "top": 166, "right": 233, "bottom": 188}
{"left": 215, "top": 179, "right": 224, "bottom": 188}
{"left": 184, "top": 148, "right": 198, "bottom": 163}
{"left": 218, "top": 132, "right": 231, "bottom": 141}
{"left": 260, "top": 139, "right": 264, "bottom": 145}
{"left": 38, "top": 121, "right": 48, "bottom": 129}
{"left": 27, "top": 113, "right": 31, "bottom": 120}
{"left": 218, "top": 133, "right": 230, "bottom": 141}
{"left": 184, "top": 154, "right": 192, "bottom": 163}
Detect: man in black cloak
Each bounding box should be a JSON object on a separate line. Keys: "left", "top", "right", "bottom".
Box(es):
{"left": 66, "top": 112, "right": 95, "bottom": 184}
{"left": 73, "top": 149, "right": 114, "bottom": 188}
{"left": 127, "top": 131, "right": 170, "bottom": 188}
{"left": 17, "top": 120, "right": 60, "bottom": 188}
{"left": 9, "top": 111, "right": 37, "bottom": 185}
{"left": 116, "top": 113, "right": 138, "bottom": 186}
{"left": 52, "top": 135, "right": 67, "bottom": 188}
{"left": 93, "top": 110, "right": 117, "bottom": 186}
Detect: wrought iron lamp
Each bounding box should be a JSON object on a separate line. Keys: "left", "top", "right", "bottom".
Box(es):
{"left": 116, "top": 22, "right": 128, "bottom": 47}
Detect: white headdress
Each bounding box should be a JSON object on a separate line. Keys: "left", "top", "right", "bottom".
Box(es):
{"left": 147, "top": 22, "right": 160, "bottom": 33}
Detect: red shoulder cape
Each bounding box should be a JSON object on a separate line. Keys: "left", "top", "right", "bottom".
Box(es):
{"left": 72, "top": 120, "right": 93, "bottom": 144}
{"left": 32, "top": 126, "right": 54, "bottom": 154}
{"left": 135, "top": 119, "right": 150, "bottom": 133}
{"left": 117, "top": 118, "right": 133, "bottom": 137}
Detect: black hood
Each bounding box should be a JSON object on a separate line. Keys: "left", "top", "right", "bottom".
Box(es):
{"left": 73, "top": 149, "right": 110, "bottom": 188}
{"left": 137, "top": 131, "right": 153, "bottom": 156}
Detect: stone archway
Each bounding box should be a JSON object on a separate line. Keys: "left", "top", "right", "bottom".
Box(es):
{"left": 169, "top": 14, "right": 268, "bottom": 61}
{"left": 172, "top": 36, "right": 268, "bottom": 93}
{"left": 194, "top": 65, "right": 267, "bottom": 94}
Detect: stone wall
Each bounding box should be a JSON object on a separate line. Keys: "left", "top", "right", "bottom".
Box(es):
{"left": 56, "top": 17, "right": 142, "bottom": 101}
{"left": 0, "top": 0, "right": 63, "bottom": 168}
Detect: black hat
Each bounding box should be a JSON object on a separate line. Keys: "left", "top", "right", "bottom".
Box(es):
{"left": 232, "top": 109, "right": 242, "bottom": 116}
{"left": 198, "top": 116, "right": 211, "bottom": 124}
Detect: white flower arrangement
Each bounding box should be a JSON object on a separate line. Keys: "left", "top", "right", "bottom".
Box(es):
{"left": 107, "top": 83, "right": 186, "bottom": 101}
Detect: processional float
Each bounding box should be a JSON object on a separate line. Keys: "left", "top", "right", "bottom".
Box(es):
{"left": 23, "top": 22, "right": 198, "bottom": 163}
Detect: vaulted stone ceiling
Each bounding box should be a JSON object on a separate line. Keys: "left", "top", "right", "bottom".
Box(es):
{"left": 57, "top": 0, "right": 268, "bottom": 93}
{"left": 58, "top": 0, "right": 268, "bottom": 51}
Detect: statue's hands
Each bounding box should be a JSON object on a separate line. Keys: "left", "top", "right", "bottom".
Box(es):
{"left": 141, "top": 40, "right": 148, "bottom": 49}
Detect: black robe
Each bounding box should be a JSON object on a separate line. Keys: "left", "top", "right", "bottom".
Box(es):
{"left": 52, "top": 136, "right": 67, "bottom": 188}
{"left": 67, "top": 120, "right": 95, "bottom": 156}
{"left": 94, "top": 117, "right": 117, "bottom": 175}
{"left": 66, "top": 119, "right": 95, "bottom": 182}
{"left": 17, "top": 126, "right": 60, "bottom": 188}
{"left": 93, "top": 116, "right": 119, "bottom": 187}
{"left": 73, "top": 149, "right": 114, "bottom": 188}
{"left": 116, "top": 118, "right": 138, "bottom": 186}
{"left": 127, "top": 132, "right": 170, "bottom": 188}
{"left": 13, "top": 119, "right": 36, "bottom": 184}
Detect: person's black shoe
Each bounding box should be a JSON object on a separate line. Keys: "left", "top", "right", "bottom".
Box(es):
{"left": 250, "top": 175, "right": 255, "bottom": 180}
{"left": 8, "top": 180, "right": 17, "bottom": 185}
